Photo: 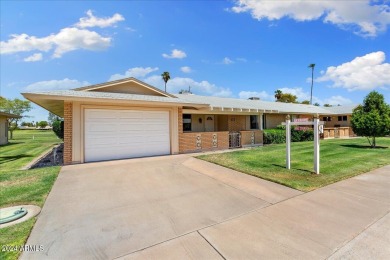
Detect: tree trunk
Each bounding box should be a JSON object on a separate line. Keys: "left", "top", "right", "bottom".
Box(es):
{"left": 373, "top": 136, "right": 376, "bottom": 148}
{"left": 10, "top": 129, "right": 13, "bottom": 140}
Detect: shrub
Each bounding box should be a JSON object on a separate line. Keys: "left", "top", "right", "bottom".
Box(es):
{"left": 52, "top": 120, "right": 64, "bottom": 139}
{"left": 263, "top": 129, "right": 285, "bottom": 144}
{"left": 264, "top": 128, "right": 314, "bottom": 144}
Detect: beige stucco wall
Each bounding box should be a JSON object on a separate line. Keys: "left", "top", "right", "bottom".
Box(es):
{"left": 71, "top": 101, "right": 179, "bottom": 164}
{"left": 0, "top": 116, "right": 8, "bottom": 145}
{"left": 265, "top": 114, "right": 286, "bottom": 129}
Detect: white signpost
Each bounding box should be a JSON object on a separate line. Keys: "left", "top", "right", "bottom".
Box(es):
{"left": 282, "top": 116, "right": 324, "bottom": 174}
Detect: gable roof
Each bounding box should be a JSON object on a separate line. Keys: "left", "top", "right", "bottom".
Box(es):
{"left": 73, "top": 77, "right": 176, "bottom": 98}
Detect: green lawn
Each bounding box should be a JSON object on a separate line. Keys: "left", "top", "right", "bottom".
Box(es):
{"left": 0, "top": 130, "right": 62, "bottom": 260}
{"left": 198, "top": 137, "right": 390, "bottom": 192}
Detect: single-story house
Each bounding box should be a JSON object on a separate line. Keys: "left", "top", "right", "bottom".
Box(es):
{"left": 22, "top": 77, "right": 355, "bottom": 164}
{"left": 0, "top": 111, "right": 21, "bottom": 145}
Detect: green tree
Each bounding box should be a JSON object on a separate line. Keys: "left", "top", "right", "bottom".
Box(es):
{"left": 324, "top": 104, "right": 332, "bottom": 107}
{"left": 278, "top": 93, "right": 297, "bottom": 103}
{"left": 48, "top": 112, "right": 61, "bottom": 125}
{"left": 314, "top": 102, "right": 320, "bottom": 106}
{"left": 38, "top": 121, "right": 49, "bottom": 128}
{"left": 301, "top": 100, "right": 310, "bottom": 104}
{"left": 0, "top": 97, "right": 32, "bottom": 139}
{"left": 351, "top": 91, "right": 390, "bottom": 148}
{"left": 274, "top": 90, "right": 297, "bottom": 103}
{"left": 161, "top": 71, "right": 171, "bottom": 92}
{"left": 274, "top": 89, "right": 282, "bottom": 101}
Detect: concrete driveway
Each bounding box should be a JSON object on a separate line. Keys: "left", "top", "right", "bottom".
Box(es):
{"left": 22, "top": 155, "right": 390, "bottom": 259}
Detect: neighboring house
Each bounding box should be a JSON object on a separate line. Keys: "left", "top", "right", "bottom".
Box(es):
{"left": 320, "top": 105, "right": 357, "bottom": 138}
{"left": 0, "top": 112, "right": 21, "bottom": 145}
{"left": 21, "top": 77, "right": 354, "bottom": 164}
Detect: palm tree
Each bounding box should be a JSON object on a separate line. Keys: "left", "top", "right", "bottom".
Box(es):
{"left": 161, "top": 72, "right": 170, "bottom": 92}
{"left": 308, "top": 63, "right": 315, "bottom": 105}
{"left": 274, "top": 89, "right": 282, "bottom": 101}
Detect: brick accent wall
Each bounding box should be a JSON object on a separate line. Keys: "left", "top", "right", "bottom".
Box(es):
{"left": 180, "top": 131, "right": 229, "bottom": 153}
{"left": 63, "top": 101, "right": 73, "bottom": 164}
{"left": 240, "top": 130, "right": 263, "bottom": 147}
{"left": 178, "top": 107, "right": 183, "bottom": 134}
{"left": 178, "top": 107, "right": 184, "bottom": 152}
{"left": 227, "top": 115, "right": 246, "bottom": 132}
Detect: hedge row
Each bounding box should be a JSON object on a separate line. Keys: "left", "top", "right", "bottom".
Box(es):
{"left": 263, "top": 128, "right": 314, "bottom": 144}
{"left": 52, "top": 120, "right": 64, "bottom": 139}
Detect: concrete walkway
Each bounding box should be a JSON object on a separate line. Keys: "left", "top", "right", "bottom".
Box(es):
{"left": 22, "top": 156, "right": 390, "bottom": 259}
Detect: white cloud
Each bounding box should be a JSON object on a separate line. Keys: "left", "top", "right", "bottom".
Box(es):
{"left": 316, "top": 51, "right": 390, "bottom": 91}
{"left": 0, "top": 10, "right": 121, "bottom": 58}
{"left": 323, "top": 95, "right": 353, "bottom": 106}
{"left": 109, "top": 67, "right": 159, "bottom": 81}
{"left": 277, "top": 87, "right": 325, "bottom": 104}
{"left": 75, "top": 10, "right": 125, "bottom": 28}
{"left": 143, "top": 75, "right": 232, "bottom": 97}
{"left": 1, "top": 33, "right": 53, "bottom": 54}
{"left": 25, "top": 78, "right": 90, "bottom": 91}
{"left": 162, "top": 49, "right": 187, "bottom": 59}
{"left": 1, "top": 27, "right": 111, "bottom": 58}
{"left": 180, "top": 66, "right": 192, "bottom": 73}
{"left": 24, "top": 53, "right": 43, "bottom": 62}
{"left": 238, "top": 91, "right": 272, "bottom": 101}
{"left": 52, "top": 27, "right": 111, "bottom": 58}
{"left": 222, "top": 57, "right": 234, "bottom": 65}
{"left": 277, "top": 87, "right": 353, "bottom": 106}
{"left": 278, "top": 87, "right": 311, "bottom": 101}
{"left": 231, "top": 0, "right": 390, "bottom": 37}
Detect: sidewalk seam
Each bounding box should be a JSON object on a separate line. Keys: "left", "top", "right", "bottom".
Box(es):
{"left": 197, "top": 231, "right": 226, "bottom": 260}
{"left": 325, "top": 210, "right": 390, "bottom": 259}
{"left": 184, "top": 158, "right": 302, "bottom": 204}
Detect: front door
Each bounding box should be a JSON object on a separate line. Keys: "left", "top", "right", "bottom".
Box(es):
{"left": 205, "top": 115, "right": 214, "bottom": 132}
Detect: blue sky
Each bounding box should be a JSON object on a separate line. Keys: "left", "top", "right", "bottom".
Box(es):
{"left": 1, "top": 0, "right": 389, "bottom": 122}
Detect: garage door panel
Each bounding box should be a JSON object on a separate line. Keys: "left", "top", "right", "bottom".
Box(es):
{"left": 85, "top": 109, "right": 170, "bottom": 162}
{"left": 118, "top": 124, "right": 150, "bottom": 131}
{"left": 87, "top": 110, "right": 117, "bottom": 119}
{"left": 86, "top": 124, "right": 118, "bottom": 132}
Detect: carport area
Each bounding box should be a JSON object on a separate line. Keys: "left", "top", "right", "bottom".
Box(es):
{"left": 22, "top": 156, "right": 389, "bottom": 259}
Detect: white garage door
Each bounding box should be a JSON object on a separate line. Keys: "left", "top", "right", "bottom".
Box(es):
{"left": 85, "top": 109, "right": 170, "bottom": 162}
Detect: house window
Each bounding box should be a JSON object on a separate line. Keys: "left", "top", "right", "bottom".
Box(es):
{"left": 338, "top": 115, "right": 348, "bottom": 121}
{"left": 250, "top": 115, "right": 259, "bottom": 129}
{"left": 323, "top": 116, "right": 332, "bottom": 121}
{"left": 183, "top": 114, "right": 191, "bottom": 131}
